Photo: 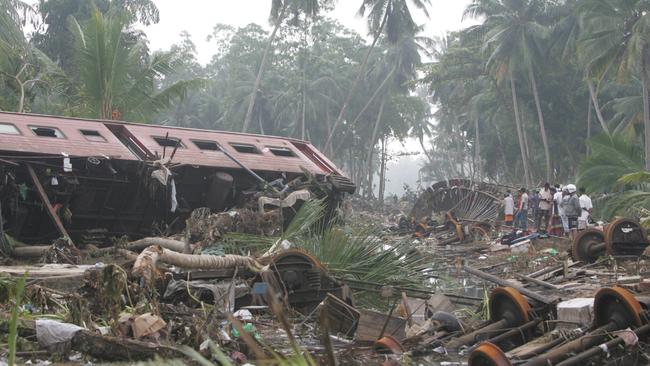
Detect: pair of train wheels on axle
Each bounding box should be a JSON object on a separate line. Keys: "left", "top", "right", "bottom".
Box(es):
{"left": 572, "top": 218, "right": 649, "bottom": 264}
{"left": 466, "top": 286, "right": 647, "bottom": 366}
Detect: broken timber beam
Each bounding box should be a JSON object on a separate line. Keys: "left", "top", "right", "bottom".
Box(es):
{"left": 462, "top": 265, "right": 558, "bottom": 304}
{"left": 26, "top": 164, "right": 71, "bottom": 242}
{"left": 514, "top": 272, "right": 560, "bottom": 290}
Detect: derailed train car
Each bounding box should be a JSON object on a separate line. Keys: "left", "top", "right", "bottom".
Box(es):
{"left": 0, "top": 112, "right": 354, "bottom": 245}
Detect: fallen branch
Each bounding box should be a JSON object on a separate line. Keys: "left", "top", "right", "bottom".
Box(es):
{"left": 132, "top": 245, "right": 261, "bottom": 283}
{"left": 127, "top": 237, "right": 186, "bottom": 253}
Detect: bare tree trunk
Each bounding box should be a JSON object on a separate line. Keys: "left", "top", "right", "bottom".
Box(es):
{"left": 365, "top": 98, "right": 386, "bottom": 199}
{"left": 474, "top": 115, "right": 482, "bottom": 181}
{"left": 242, "top": 3, "right": 287, "bottom": 133}
{"left": 324, "top": 9, "right": 389, "bottom": 154}
{"left": 586, "top": 78, "right": 610, "bottom": 135}
{"left": 587, "top": 94, "right": 592, "bottom": 156}
{"left": 643, "top": 61, "right": 650, "bottom": 171}
{"left": 378, "top": 135, "right": 387, "bottom": 204}
{"left": 528, "top": 66, "right": 551, "bottom": 182}
{"left": 510, "top": 73, "right": 532, "bottom": 187}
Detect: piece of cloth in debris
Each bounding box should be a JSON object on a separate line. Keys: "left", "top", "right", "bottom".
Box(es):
{"left": 163, "top": 279, "right": 248, "bottom": 313}
{"left": 36, "top": 319, "right": 83, "bottom": 348}
{"left": 257, "top": 189, "right": 310, "bottom": 212}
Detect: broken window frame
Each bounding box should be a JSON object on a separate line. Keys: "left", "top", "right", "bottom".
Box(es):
{"left": 267, "top": 146, "right": 297, "bottom": 158}
{"left": 29, "top": 125, "right": 66, "bottom": 138}
{"left": 0, "top": 122, "right": 21, "bottom": 135}
{"left": 229, "top": 142, "right": 261, "bottom": 154}
{"left": 79, "top": 129, "right": 108, "bottom": 142}
{"left": 152, "top": 135, "right": 185, "bottom": 148}
{"left": 191, "top": 139, "right": 222, "bottom": 151}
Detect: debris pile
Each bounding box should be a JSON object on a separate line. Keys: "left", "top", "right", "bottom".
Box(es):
{"left": 2, "top": 173, "right": 650, "bottom": 366}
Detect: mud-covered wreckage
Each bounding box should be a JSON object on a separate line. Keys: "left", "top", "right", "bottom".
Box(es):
{"left": 0, "top": 111, "right": 355, "bottom": 245}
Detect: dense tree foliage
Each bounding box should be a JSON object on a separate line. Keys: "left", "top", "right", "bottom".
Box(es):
{"left": 1, "top": 0, "right": 648, "bottom": 203}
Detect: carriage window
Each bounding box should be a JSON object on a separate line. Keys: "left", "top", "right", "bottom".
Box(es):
{"left": 268, "top": 146, "right": 296, "bottom": 157}
{"left": 153, "top": 136, "right": 184, "bottom": 148}
{"left": 80, "top": 129, "right": 107, "bottom": 142}
{"left": 30, "top": 126, "right": 65, "bottom": 138}
{"left": 230, "top": 143, "right": 260, "bottom": 154}
{"left": 192, "top": 139, "right": 221, "bottom": 151}
{"left": 0, "top": 123, "right": 20, "bottom": 135}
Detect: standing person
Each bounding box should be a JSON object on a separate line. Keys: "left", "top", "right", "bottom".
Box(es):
{"left": 503, "top": 191, "right": 514, "bottom": 227}
{"left": 537, "top": 183, "right": 553, "bottom": 232}
{"left": 549, "top": 187, "right": 563, "bottom": 236}
{"left": 514, "top": 188, "right": 529, "bottom": 230}
{"left": 555, "top": 185, "right": 569, "bottom": 235}
{"left": 562, "top": 184, "right": 581, "bottom": 239}
{"left": 578, "top": 187, "right": 593, "bottom": 230}
{"left": 529, "top": 189, "right": 539, "bottom": 225}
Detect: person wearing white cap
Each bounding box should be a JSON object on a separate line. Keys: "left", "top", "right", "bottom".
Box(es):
{"left": 561, "top": 184, "right": 581, "bottom": 238}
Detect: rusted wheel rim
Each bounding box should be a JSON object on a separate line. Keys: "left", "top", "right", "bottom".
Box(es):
{"left": 373, "top": 335, "right": 404, "bottom": 354}
{"left": 468, "top": 342, "right": 512, "bottom": 366}
{"left": 572, "top": 228, "right": 605, "bottom": 263}
{"left": 270, "top": 249, "right": 324, "bottom": 270}
{"left": 594, "top": 287, "right": 643, "bottom": 329}
{"left": 489, "top": 287, "right": 530, "bottom": 326}
{"left": 604, "top": 218, "right": 649, "bottom": 256}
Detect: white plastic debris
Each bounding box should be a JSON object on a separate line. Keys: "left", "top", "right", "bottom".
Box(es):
{"left": 35, "top": 319, "right": 83, "bottom": 348}
{"left": 233, "top": 309, "right": 253, "bottom": 321}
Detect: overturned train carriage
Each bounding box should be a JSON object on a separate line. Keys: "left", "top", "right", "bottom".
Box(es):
{"left": 0, "top": 112, "right": 354, "bottom": 245}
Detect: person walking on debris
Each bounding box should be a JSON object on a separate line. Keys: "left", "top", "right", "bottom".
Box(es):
{"left": 578, "top": 187, "right": 593, "bottom": 230}
{"left": 561, "top": 184, "right": 581, "bottom": 238}
{"left": 537, "top": 183, "right": 552, "bottom": 232}
{"left": 514, "top": 187, "right": 528, "bottom": 230}
{"left": 503, "top": 191, "right": 514, "bottom": 226}
{"left": 549, "top": 186, "right": 563, "bottom": 236}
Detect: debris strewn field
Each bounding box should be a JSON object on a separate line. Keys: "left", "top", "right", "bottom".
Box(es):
{"left": 2, "top": 178, "right": 650, "bottom": 366}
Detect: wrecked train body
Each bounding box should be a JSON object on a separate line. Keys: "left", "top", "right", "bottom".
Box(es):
{"left": 0, "top": 112, "right": 354, "bottom": 245}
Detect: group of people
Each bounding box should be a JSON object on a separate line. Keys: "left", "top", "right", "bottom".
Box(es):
{"left": 503, "top": 183, "right": 592, "bottom": 237}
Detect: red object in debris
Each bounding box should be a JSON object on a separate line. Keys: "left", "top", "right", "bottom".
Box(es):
{"left": 373, "top": 335, "right": 404, "bottom": 354}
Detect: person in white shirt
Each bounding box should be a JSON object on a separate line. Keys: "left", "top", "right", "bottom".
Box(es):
{"left": 503, "top": 192, "right": 514, "bottom": 226}
{"left": 537, "top": 182, "right": 553, "bottom": 232}
{"left": 554, "top": 184, "right": 569, "bottom": 235}
{"left": 578, "top": 187, "right": 593, "bottom": 230}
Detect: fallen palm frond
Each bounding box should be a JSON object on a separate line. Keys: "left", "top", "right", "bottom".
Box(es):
{"left": 224, "top": 199, "right": 431, "bottom": 289}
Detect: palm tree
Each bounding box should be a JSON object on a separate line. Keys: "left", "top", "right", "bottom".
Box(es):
{"left": 69, "top": 8, "right": 198, "bottom": 121}
{"left": 577, "top": 0, "right": 650, "bottom": 170}
{"left": 466, "top": 0, "right": 553, "bottom": 183}
{"left": 241, "top": 0, "right": 329, "bottom": 132}
{"left": 324, "top": 0, "right": 430, "bottom": 154}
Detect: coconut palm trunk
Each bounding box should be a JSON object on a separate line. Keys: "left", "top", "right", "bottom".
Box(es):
{"left": 510, "top": 72, "right": 532, "bottom": 187}
{"left": 474, "top": 114, "right": 482, "bottom": 180}
{"left": 324, "top": 9, "right": 389, "bottom": 154}
{"left": 528, "top": 66, "right": 551, "bottom": 181}
{"left": 586, "top": 78, "right": 610, "bottom": 135}
{"left": 365, "top": 97, "right": 386, "bottom": 198}
{"left": 242, "top": 3, "right": 287, "bottom": 133}
{"left": 643, "top": 67, "right": 650, "bottom": 171}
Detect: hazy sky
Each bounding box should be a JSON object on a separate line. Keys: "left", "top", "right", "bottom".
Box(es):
{"left": 140, "top": 0, "right": 475, "bottom": 195}
{"left": 143, "top": 0, "right": 474, "bottom": 64}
